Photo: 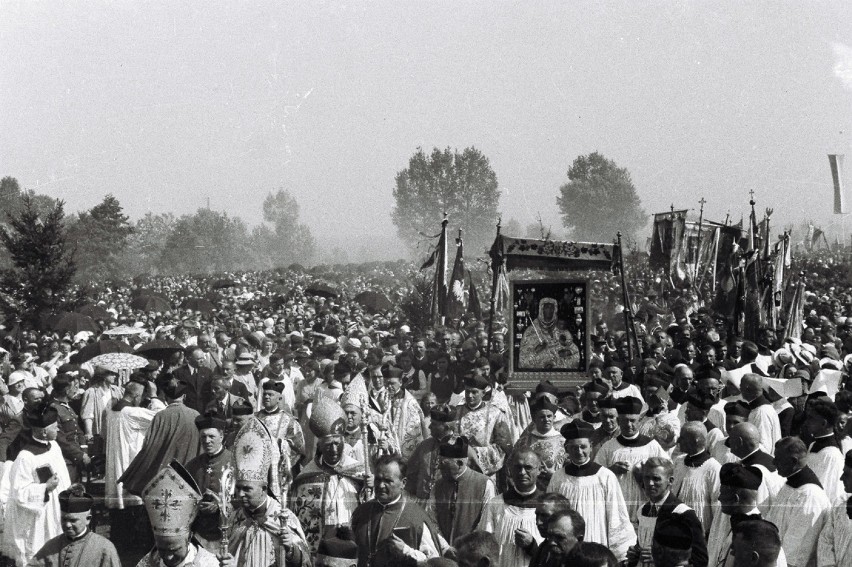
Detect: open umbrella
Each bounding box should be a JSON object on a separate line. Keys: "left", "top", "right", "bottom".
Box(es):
{"left": 135, "top": 339, "right": 184, "bottom": 360}
{"left": 130, "top": 294, "right": 172, "bottom": 312}
{"left": 180, "top": 298, "right": 217, "bottom": 314}
{"left": 354, "top": 291, "right": 394, "bottom": 313}
{"left": 76, "top": 304, "right": 112, "bottom": 321}
{"left": 89, "top": 352, "right": 149, "bottom": 371}
{"left": 102, "top": 325, "right": 146, "bottom": 337}
{"left": 53, "top": 313, "right": 99, "bottom": 334}
{"left": 305, "top": 282, "right": 339, "bottom": 298}
{"left": 70, "top": 340, "right": 133, "bottom": 364}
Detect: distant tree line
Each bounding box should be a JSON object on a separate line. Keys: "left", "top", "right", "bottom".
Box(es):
{"left": 0, "top": 175, "right": 316, "bottom": 280}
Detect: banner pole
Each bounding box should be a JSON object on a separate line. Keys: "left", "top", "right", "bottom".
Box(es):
{"left": 486, "top": 217, "right": 501, "bottom": 359}
{"left": 617, "top": 232, "right": 637, "bottom": 361}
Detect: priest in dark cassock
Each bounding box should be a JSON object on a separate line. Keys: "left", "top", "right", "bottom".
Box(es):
{"left": 817, "top": 451, "right": 852, "bottom": 566}
{"left": 184, "top": 414, "right": 233, "bottom": 554}
{"left": 426, "top": 436, "right": 496, "bottom": 544}
{"left": 477, "top": 449, "right": 544, "bottom": 567}
{"left": 350, "top": 454, "right": 440, "bottom": 567}
{"left": 120, "top": 380, "right": 201, "bottom": 496}
{"left": 29, "top": 484, "right": 121, "bottom": 567}
{"left": 406, "top": 405, "right": 457, "bottom": 503}
{"left": 546, "top": 420, "right": 635, "bottom": 562}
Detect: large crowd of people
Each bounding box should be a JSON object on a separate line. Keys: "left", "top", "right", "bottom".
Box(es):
{"left": 0, "top": 250, "right": 851, "bottom": 567}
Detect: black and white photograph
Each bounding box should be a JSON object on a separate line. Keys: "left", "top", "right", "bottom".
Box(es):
{"left": 2, "top": 3, "right": 852, "bottom": 567}
{"left": 510, "top": 280, "right": 587, "bottom": 374}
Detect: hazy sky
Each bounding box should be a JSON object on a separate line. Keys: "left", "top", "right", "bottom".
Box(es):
{"left": 2, "top": 2, "right": 851, "bottom": 259}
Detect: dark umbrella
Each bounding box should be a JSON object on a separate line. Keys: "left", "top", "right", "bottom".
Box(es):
{"left": 53, "top": 313, "right": 99, "bottom": 334}
{"left": 180, "top": 298, "right": 217, "bottom": 314}
{"left": 76, "top": 304, "right": 112, "bottom": 321}
{"left": 211, "top": 278, "right": 238, "bottom": 289}
{"left": 305, "top": 282, "right": 339, "bottom": 298}
{"left": 70, "top": 340, "right": 133, "bottom": 364}
{"left": 287, "top": 263, "right": 305, "bottom": 272}
{"left": 130, "top": 294, "right": 172, "bottom": 312}
{"left": 354, "top": 291, "right": 393, "bottom": 313}
{"left": 135, "top": 339, "right": 185, "bottom": 360}
{"left": 42, "top": 312, "right": 65, "bottom": 330}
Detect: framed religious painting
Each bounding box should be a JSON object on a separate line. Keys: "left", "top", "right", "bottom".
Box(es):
{"left": 508, "top": 279, "right": 590, "bottom": 388}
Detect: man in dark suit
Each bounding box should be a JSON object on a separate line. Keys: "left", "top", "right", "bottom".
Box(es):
{"left": 204, "top": 377, "right": 247, "bottom": 420}
{"left": 628, "top": 457, "right": 708, "bottom": 567}
{"left": 174, "top": 345, "right": 214, "bottom": 413}
{"left": 197, "top": 333, "right": 222, "bottom": 372}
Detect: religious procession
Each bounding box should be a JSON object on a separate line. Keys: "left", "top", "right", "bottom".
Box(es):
{"left": 0, "top": 185, "right": 852, "bottom": 567}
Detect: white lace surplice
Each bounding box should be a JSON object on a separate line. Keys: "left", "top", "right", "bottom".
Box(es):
{"left": 477, "top": 496, "right": 542, "bottom": 567}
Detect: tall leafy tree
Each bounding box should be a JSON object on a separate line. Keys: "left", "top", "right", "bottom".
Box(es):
{"left": 252, "top": 189, "right": 316, "bottom": 268}
{"left": 0, "top": 176, "right": 60, "bottom": 222}
{"left": 121, "top": 212, "right": 177, "bottom": 276}
{"left": 0, "top": 177, "right": 61, "bottom": 270}
{"left": 392, "top": 147, "right": 500, "bottom": 256}
{"left": 0, "top": 195, "right": 76, "bottom": 326}
{"left": 557, "top": 152, "right": 647, "bottom": 242}
{"left": 67, "top": 194, "right": 134, "bottom": 281}
{"left": 158, "top": 208, "right": 253, "bottom": 274}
